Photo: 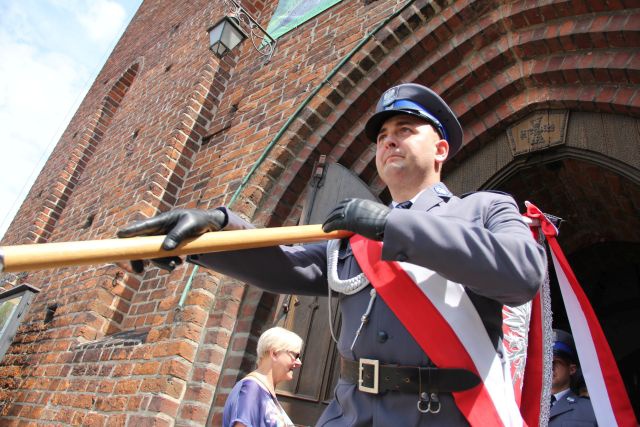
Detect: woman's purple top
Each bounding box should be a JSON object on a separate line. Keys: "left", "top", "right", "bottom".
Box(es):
{"left": 223, "top": 378, "right": 294, "bottom": 427}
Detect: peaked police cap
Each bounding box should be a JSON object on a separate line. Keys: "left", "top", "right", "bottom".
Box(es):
{"left": 553, "top": 329, "right": 578, "bottom": 363}
{"left": 365, "top": 83, "right": 463, "bottom": 159}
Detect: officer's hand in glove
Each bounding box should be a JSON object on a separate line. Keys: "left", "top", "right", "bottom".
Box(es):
{"left": 322, "top": 198, "right": 390, "bottom": 241}
{"left": 117, "top": 208, "right": 228, "bottom": 272}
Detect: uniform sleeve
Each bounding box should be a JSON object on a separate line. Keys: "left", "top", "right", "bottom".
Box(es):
{"left": 188, "top": 210, "right": 329, "bottom": 296}
{"left": 381, "top": 193, "right": 546, "bottom": 306}
{"left": 224, "top": 380, "right": 264, "bottom": 427}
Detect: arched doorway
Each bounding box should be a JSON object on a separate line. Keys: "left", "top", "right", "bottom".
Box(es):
{"left": 451, "top": 111, "right": 640, "bottom": 419}
{"left": 492, "top": 156, "right": 640, "bottom": 418}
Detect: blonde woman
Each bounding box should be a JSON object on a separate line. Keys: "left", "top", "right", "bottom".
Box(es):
{"left": 223, "top": 327, "right": 303, "bottom": 427}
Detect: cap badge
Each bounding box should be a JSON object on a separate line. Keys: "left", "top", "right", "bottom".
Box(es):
{"left": 382, "top": 87, "right": 399, "bottom": 108}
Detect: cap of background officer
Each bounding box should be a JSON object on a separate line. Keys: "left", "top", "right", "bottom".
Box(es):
{"left": 364, "top": 83, "right": 463, "bottom": 160}
{"left": 553, "top": 329, "right": 578, "bottom": 364}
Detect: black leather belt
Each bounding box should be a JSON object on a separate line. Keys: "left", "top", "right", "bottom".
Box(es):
{"left": 340, "top": 356, "right": 480, "bottom": 395}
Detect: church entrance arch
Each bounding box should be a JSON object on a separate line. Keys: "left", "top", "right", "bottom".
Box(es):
{"left": 444, "top": 110, "right": 640, "bottom": 419}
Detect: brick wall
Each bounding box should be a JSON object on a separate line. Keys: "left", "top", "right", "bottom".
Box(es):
{"left": 1, "top": 0, "right": 638, "bottom": 425}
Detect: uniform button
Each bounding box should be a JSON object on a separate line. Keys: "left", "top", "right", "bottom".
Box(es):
{"left": 377, "top": 331, "right": 389, "bottom": 343}
{"left": 396, "top": 253, "right": 408, "bottom": 262}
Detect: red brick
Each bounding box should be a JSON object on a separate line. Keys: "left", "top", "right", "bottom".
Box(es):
{"left": 191, "top": 367, "right": 220, "bottom": 385}
{"left": 184, "top": 289, "right": 215, "bottom": 308}
{"left": 95, "top": 396, "right": 127, "bottom": 412}
{"left": 159, "top": 359, "right": 192, "bottom": 381}
{"left": 127, "top": 415, "right": 173, "bottom": 427}
{"left": 132, "top": 361, "right": 161, "bottom": 376}
{"left": 107, "top": 414, "right": 127, "bottom": 427}
{"left": 112, "top": 363, "right": 134, "bottom": 377}
{"left": 147, "top": 395, "right": 180, "bottom": 417}
{"left": 98, "top": 380, "right": 116, "bottom": 394}
{"left": 178, "top": 403, "right": 209, "bottom": 423}
{"left": 184, "top": 384, "right": 214, "bottom": 405}
{"left": 140, "top": 377, "right": 185, "bottom": 399}
{"left": 127, "top": 395, "right": 146, "bottom": 411}
{"left": 113, "top": 379, "right": 140, "bottom": 395}
{"left": 171, "top": 323, "right": 202, "bottom": 342}
{"left": 152, "top": 341, "right": 197, "bottom": 362}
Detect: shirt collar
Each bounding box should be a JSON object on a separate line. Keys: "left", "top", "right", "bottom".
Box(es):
{"left": 392, "top": 188, "right": 428, "bottom": 207}
{"left": 391, "top": 183, "right": 452, "bottom": 207}
{"left": 554, "top": 388, "right": 571, "bottom": 402}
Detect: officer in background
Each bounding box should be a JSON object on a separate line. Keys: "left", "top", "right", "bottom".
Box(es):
{"left": 549, "top": 329, "right": 598, "bottom": 426}
{"left": 118, "top": 83, "right": 547, "bottom": 426}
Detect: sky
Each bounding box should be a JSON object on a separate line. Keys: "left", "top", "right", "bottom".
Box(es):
{"left": 0, "top": 0, "right": 143, "bottom": 240}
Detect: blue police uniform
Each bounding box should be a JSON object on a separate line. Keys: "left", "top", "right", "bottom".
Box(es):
{"left": 188, "top": 84, "right": 547, "bottom": 425}
{"left": 191, "top": 185, "right": 546, "bottom": 426}
{"left": 549, "top": 390, "right": 597, "bottom": 426}
{"left": 550, "top": 330, "right": 598, "bottom": 426}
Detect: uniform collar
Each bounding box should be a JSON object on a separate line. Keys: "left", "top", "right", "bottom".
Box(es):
{"left": 550, "top": 390, "right": 580, "bottom": 418}
{"left": 392, "top": 183, "right": 453, "bottom": 207}
{"left": 392, "top": 188, "right": 426, "bottom": 207}
{"left": 553, "top": 388, "right": 571, "bottom": 402}
{"left": 407, "top": 182, "right": 453, "bottom": 211}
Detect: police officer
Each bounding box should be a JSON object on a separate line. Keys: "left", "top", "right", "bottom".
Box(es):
{"left": 119, "top": 83, "right": 547, "bottom": 426}
{"left": 549, "top": 329, "right": 597, "bottom": 426}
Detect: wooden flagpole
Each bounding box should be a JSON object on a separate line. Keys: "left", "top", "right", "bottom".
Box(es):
{"left": 0, "top": 225, "right": 352, "bottom": 273}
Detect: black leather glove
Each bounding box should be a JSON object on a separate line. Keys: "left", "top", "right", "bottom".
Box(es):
{"left": 117, "top": 208, "right": 228, "bottom": 272}
{"left": 322, "top": 198, "right": 390, "bottom": 241}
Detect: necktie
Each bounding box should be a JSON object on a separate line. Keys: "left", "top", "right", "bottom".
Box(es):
{"left": 550, "top": 395, "right": 557, "bottom": 408}
{"left": 396, "top": 201, "right": 413, "bottom": 209}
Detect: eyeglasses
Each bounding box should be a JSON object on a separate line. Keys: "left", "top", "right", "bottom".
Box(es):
{"left": 284, "top": 350, "right": 301, "bottom": 360}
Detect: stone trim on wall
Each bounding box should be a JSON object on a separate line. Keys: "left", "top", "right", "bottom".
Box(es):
{"left": 445, "top": 111, "right": 640, "bottom": 195}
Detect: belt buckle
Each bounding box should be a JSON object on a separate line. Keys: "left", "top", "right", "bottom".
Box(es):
{"left": 358, "top": 358, "right": 379, "bottom": 394}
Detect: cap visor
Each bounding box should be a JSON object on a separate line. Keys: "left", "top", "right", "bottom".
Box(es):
{"left": 364, "top": 110, "right": 431, "bottom": 141}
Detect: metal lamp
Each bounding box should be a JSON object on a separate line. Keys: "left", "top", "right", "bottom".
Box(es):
{"left": 208, "top": 0, "right": 277, "bottom": 61}
{"left": 208, "top": 16, "right": 247, "bottom": 58}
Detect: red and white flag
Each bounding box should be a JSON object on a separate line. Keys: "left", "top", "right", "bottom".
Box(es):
{"left": 351, "top": 202, "right": 637, "bottom": 426}
{"left": 351, "top": 235, "right": 526, "bottom": 426}
{"left": 526, "top": 203, "right": 638, "bottom": 427}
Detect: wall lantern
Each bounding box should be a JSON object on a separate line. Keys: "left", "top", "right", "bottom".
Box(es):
{"left": 207, "top": 0, "right": 277, "bottom": 61}
{"left": 208, "top": 17, "right": 247, "bottom": 58}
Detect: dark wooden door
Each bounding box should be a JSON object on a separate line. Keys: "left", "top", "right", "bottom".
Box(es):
{"left": 273, "top": 158, "right": 379, "bottom": 426}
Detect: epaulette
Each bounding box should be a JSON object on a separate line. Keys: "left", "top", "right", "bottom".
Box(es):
{"left": 460, "top": 190, "right": 512, "bottom": 198}
{"left": 432, "top": 182, "right": 453, "bottom": 198}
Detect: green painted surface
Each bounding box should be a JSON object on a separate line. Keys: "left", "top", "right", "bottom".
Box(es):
{"left": 266, "top": 0, "right": 343, "bottom": 39}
